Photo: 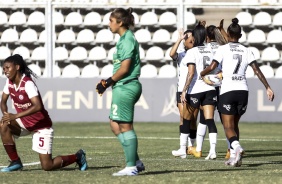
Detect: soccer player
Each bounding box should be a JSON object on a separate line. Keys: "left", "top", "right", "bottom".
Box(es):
{"left": 0, "top": 54, "right": 87, "bottom": 172}
{"left": 170, "top": 28, "right": 198, "bottom": 158}
{"left": 96, "top": 7, "right": 144, "bottom": 176}
{"left": 211, "top": 20, "right": 233, "bottom": 159}
{"left": 191, "top": 21, "right": 228, "bottom": 160}
{"left": 200, "top": 18, "right": 274, "bottom": 167}
{"left": 180, "top": 22, "right": 218, "bottom": 160}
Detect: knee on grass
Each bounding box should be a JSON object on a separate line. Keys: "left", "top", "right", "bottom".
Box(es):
{"left": 41, "top": 162, "right": 55, "bottom": 171}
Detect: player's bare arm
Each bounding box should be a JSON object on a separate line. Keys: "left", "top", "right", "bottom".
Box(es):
{"left": 217, "top": 19, "right": 228, "bottom": 43}
{"left": 250, "top": 61, "right": 274, "bottom": 101}
{"left": 0, "top": 92, "right": 9, "bottom": 114}
{"left": 1, "top": 93, "right": 10, "bottom": 125}
{"left": 170, "top": 28, "right": 185, "bottom": 60}
{"left": 200, "top": 60, "right": 218, "bottom": 77}
{"left": 180, "top": 64, "right": 195, "bottom": 103}
{"left": 2, "top": 95, "right": 42, "bottom": 124}
{"left": 96, "top": 59, "right": 131, "bottom": 96}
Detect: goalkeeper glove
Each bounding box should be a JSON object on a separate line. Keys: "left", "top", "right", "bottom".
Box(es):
{"left": 96, "top": 77, "right": 116, "bottom": 96}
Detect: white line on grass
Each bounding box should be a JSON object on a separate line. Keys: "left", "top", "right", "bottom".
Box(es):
{"left": 49, "top": 136, "right": 282, "bottom": 142}
{"left": 0, "top": 161, "right": 41, "bottom": 168}
{"left": 16, "top": 136, "right": 282, "bottom": 142}
{"left": 0, "top": 158, "right": 94, "bottom": 168}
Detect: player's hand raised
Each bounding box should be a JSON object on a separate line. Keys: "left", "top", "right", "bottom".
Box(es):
{"left": 218, "top": 19, "right": 224, "bottom": 30}
{"left": 266, "top": 87, "right": 274, "bottom": 101}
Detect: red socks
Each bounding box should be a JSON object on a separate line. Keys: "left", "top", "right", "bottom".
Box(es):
{"left": 3, "top": 144, "right": 19, "bottom": 161}
{"left": 60, "top": 154, "right": 77, "bottom": 167}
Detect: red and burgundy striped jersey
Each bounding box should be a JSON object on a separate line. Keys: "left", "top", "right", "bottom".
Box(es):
{"left": 7, "top": 76, "right": 52, "bottom": 131}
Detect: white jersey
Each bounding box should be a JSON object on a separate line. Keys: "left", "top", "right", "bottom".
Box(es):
{"left": 207, "top": 41, "right": 220, "bottom": 56}
{"left": 183, "top": 45, "right": 215, "bottom": 94}
{"left": 175, "top": 51, "right": 188, "bottom": 92}
{"left": 213, "top": 42, "right": 256, "bottom": 95}
{"left": 207, "top": 41, "right": 222, "bottom": 71}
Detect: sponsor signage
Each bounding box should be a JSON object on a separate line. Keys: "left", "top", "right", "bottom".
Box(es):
{"left": 0, "top": 78, "right": 280, "bottom": 122}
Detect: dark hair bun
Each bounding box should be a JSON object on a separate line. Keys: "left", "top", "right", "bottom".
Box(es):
{"left": 127, "top": 7, "right": 133, "bottom": 14}
{"left": 232, "top": 18, "right": 239, "bottom": 25}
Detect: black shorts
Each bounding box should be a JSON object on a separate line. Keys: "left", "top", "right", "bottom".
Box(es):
{"left": 176, "top": 92, "right": 189, "bottom": 102}
{"left": 215, "top": 86, "right": 220, "bottom": 108}
{"left": 218, "top": 90, "right": 248, "bottom": 115}
{"left": 188, "top": 90, "right": 217, "bottom": 108}
{"left": 176, "top": 92, "right": 181, "bottom": 104}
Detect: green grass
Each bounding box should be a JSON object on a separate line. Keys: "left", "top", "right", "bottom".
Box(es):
{"left": 0, "top": 122, "right": 281, "bottom": 184}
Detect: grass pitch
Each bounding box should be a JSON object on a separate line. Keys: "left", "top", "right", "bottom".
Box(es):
{"left": 0, "top": 122, "right": 281, "bottom": 184}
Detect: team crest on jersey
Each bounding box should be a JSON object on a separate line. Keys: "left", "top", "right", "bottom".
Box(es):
{"left": 19, "top": 95, "right": 24, "bottom": 100}
{"left": 223, "top": 104, "right": 231, "bottom": 111}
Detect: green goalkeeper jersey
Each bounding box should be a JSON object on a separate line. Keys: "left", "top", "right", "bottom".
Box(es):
{"left": 112, "top": 30, "right": 141, "bottom": 85}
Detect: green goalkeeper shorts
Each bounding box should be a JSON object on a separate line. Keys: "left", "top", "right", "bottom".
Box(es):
{"left": 109, "top": 80, "right": 142, "bottom": 123}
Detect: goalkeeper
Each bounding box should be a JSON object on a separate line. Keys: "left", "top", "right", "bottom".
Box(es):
{"left": 96, "top": 7, "right": 144, "bottom": 176}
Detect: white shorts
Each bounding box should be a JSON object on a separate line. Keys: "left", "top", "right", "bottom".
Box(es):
{"left": 16, "top": 118, "right": 54, "bottom": 154}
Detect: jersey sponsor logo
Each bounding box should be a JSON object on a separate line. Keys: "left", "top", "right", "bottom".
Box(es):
{"left": 198, "top": 47, "right": 211, "bottom": 54}
{"left": 232, "top": 76, "right": 245, "bottom": 81}
{"left": 229, "top": 43, "right": 239, "bottom": 48}
{"left": 113, "top": 59, "right": 121, "bottom": 64}
{"left": 230, "top": 48, "right": 244, "bottom": 52}
{"left": 19, "top": 87, "right": 25, "bottom": 91}
{"left": 190, "top": 97, "right": 198, "bottom": 104}
{"left": 223, "top": 104, "right": 231, "bottom": 111}
{"left": 210, "top": 42, "right": 219, "bottom": 50}
{"left": 161, "top": 85, "right": 179, "bottom": 116}
{"left": 229, "top": 44, "right": 244, "bottom": 52}
{"left": 14, "top": 102, "right": 31, "bottom": 110}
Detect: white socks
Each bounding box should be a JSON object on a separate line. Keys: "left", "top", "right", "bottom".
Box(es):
{"left": 196, "top": 123, "right": 207, "bottom": 152}
{"left": 208, "top": 133, "right": 217, "bottom": 153}
{"left": 180, "top": 133, "right": 189, "bottom": 152}
{"left": 231, "top": 140, "right": 242, "bottom": 158}
{"left": 230, "top": 148, "right": 236, "bottom": 158}
{"left": 187, "top": 137, "right": 196, "bottom": 147}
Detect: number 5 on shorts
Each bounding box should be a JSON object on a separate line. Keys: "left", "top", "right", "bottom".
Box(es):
{"left": 39, "top": 137, "right": 44, "bottom": 147}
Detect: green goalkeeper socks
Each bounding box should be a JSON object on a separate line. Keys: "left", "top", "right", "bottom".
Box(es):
{"left": 117, "top": 130, "right": 140, "bottom": 167}
{"left": 122, "top": 130, "right": 138, "bottom": 167}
